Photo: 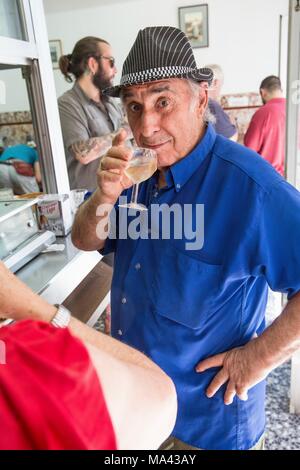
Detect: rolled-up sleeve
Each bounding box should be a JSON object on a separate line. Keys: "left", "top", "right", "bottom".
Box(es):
{"left": 256, "top": 180, "right": 300, "bottom": 299}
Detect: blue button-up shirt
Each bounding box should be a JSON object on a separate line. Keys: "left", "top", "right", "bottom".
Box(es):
{"left": 103, "top": 124, "right": 300, "bottom": 449}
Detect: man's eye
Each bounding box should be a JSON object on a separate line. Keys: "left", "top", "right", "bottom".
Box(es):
{"left": 129, "top": 103, "right": 141, "bottom": 113}
{"left": 158, "top": 99, "right": 170, "bottom": 108}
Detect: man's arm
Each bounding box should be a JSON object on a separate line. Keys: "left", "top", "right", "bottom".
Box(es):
{"left": 71, "top": 188, "right": 115, "bottom": 252}
{"left": 196, "top": 292, "right": 300, "bottom": 405}
{"left": 69, "top": 119, "right": 133, "bottom": 166}
{"left": 34, "top": 161, "right": 42, "bottom": 185}
{"left": 85, "top": 341, "right": 176, "bottom": 450}
{"left": 69, "top": 133, "right": 116, "bottom": 165}
{"left": 0, "top": 261, "right": 163, "bottom": 372}
{"left": 72, "top": 317, "right": 177, "bottom": 449}
{"left": 197, "top": 179, "right": 300, "bottom": 405}
{"left": 0, "top": 261, "right": 57, "bottom": 322}
{"left": 71, "top": 129, "right": 133, "bottom": 251}
{"left": 58, "top": 95, "right": 133, "bottom": 166}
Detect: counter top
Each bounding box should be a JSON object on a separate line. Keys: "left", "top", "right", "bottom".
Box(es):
{"left": 16, "top": 234, "right": 102, "bottom": 306}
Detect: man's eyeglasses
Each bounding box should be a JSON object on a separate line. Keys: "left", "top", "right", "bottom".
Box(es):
{"left": 97, "top": 55, "right": 116, "bottom": 68}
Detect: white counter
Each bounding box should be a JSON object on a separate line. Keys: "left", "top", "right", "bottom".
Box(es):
{"left": 16, "top": 235, "right": 109, "bottom": 326}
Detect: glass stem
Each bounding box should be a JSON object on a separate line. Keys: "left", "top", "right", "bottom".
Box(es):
{"left": 130, "top": 183, "right": 140, "bottom": 205}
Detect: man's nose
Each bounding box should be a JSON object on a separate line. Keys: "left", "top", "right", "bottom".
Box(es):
{"left": 140, "top": 111, "right": 160, "bottom": 138}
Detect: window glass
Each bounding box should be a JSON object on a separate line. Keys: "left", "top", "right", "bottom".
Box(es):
{"left": 0, "top": 0, "right": 27, "bottom": 41}
{"left": 297, "top": 65, "right": 300, "bottom": 191}
{"left": 0, "top": 66, "right": 42, "bottom": 195}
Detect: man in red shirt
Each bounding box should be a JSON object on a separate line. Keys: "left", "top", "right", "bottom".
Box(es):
{"left": 244, "top": 76, "right": 286, "bottom": 176}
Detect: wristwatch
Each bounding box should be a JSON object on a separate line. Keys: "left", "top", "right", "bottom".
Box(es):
{"left": 51, "top": 304, "right": 72, "bottom": 328}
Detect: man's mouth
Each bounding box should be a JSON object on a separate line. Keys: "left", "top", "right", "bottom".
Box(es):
{"left": 142, "top": 141, "right": 170, "bottom": 150}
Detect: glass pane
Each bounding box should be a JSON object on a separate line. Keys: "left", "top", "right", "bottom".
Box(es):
{"left": 0, "top": 0, "right": 27, "bottom": 41}
{"left": 297, "top": 60, "right": 300, "bottom": 191}
{"left": 0, "top": 65, "right": 42, "bottom": 195}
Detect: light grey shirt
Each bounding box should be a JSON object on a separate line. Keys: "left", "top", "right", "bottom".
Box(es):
{"left": 58, "top": 82, "right": 124, "bottom": 190}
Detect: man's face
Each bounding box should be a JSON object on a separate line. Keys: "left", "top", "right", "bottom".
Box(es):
{"left": 122, "top": 79, "right": 208, "bottom": 169}
{"left": 93, "top": 43, "right": 117, "bottom": 91}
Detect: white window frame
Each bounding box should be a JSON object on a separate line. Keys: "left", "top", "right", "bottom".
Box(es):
{"left": 286, "top": 0, "right": 300, "bottom": 414}
{"left": 286, "top": 0, "right": 300, "bottom": 187}
{"left": 0, "top": 0, "right": 37, "bottom": 62}
{"left": 0, "top": 0, "right": 69, "bottom": 194}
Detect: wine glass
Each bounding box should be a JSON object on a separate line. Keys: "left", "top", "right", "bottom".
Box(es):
{"left": 119, "top": 148, "right": 157, "bottom": 211}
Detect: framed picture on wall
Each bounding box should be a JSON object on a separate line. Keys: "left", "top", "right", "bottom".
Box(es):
{"left": 49, "top": 40, "right": 63, "bottom": 69}
{"left": 178, "top": 4, "right": 209, "bottom": 48}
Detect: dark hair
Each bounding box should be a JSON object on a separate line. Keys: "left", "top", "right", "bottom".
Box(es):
{"left": 260, "top": 75, "right": 282, "bottom": 93}
{"left": 59, "top": 36, "right": 109, "bottom": 83}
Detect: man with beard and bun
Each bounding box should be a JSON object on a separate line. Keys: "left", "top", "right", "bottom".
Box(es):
{"left": 58, "top": 37, "right": 130, "bottom": 325}
{"left": 58, "top": 36, "right": 132, "bottom": 191}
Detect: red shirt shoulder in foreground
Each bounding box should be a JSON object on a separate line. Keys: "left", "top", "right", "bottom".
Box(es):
{"left": 0, "top": 319, "right": 116, "bottom": 450}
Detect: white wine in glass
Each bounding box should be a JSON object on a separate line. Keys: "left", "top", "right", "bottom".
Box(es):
{"left": 125, "top": 157, "right": 157, "bottom": 184}
{"left": 119, "top": 148, "right": 157, "bottom": 211}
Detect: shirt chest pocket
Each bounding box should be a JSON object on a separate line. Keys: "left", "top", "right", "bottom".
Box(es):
{"left": 150, "top": 245, "right": 223, "bottom": 330}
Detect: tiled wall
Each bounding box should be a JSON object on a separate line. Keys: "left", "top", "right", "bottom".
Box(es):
{"left": 221, "top": 93, "right": 262, "bottom": 143}
{"left": 0, "top": 112, "right": 34, "bottom": 146}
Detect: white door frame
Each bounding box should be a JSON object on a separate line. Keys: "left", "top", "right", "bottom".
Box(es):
{"left": 286, "top": 0, "right": 300, "bottom": 414}
{"left": 0, "top": 0, "right": 69, "bottom": 194}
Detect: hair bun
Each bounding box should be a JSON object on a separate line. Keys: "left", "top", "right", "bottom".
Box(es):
{"left": 58, "top": 54, "right": 73, "bottom": 83}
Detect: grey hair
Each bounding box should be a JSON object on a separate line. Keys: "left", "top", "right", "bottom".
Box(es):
{"left": 187, "top": 79, "right": 216, "bottom": 124}
{"left": 203, "top": 106, "right": 216, "bottom": 125}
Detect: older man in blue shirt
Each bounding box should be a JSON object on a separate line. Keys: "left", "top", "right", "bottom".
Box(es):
{"left": 72, "top": 27, "right": 300, "bottom": 450}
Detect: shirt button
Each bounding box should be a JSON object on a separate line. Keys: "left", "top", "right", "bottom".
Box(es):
{"left": 135, "top": 263, "right": 141, "bottom": 270}
{"left": 176, "top": 184, "right": 181, "bottom": 190}
{"left": 118, "top": 330, "right": 123, "bottom": 336}
{"left": 153, "top": 191, "right": 159, "bottom": 198}
{"left": 121, "top": 297, "right": 127, "bottom": 304}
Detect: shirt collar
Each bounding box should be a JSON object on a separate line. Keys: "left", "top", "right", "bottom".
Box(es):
{"left": 73, "top": 82, "right": 110, "bottom": 107}
{"left": 164, "top": 123, "right": 217, "bottom": 192}
{"left": 266, "top": 97, "right": 286, "bottom": 105}
{"left": 73, "top": 82, "right": 91, "bottom": 104}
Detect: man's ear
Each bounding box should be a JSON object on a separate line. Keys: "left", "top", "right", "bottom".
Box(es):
{"left": 87, "top": 56, "right": 98, "bottom": 76}
{"left": 260, "top": 88, "right": 266, "bottom": 101}
{"left": 198, "top": 89, "right": 209, "bottom": 116}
